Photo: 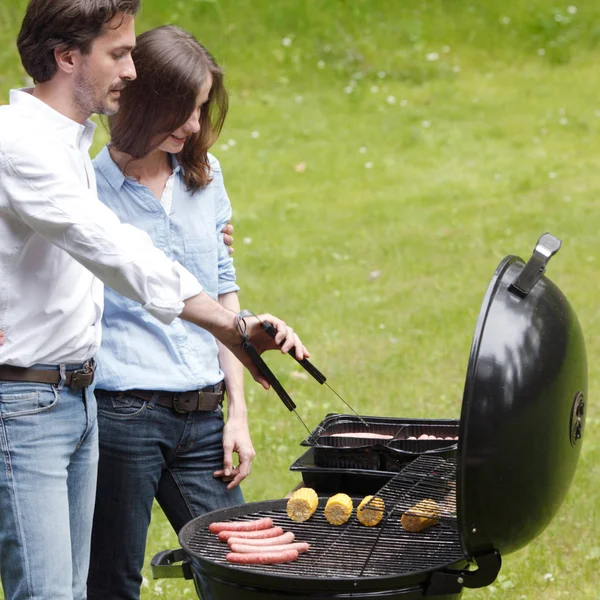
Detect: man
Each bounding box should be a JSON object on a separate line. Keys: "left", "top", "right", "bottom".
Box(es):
{"left": 0, "top": 2, "right": 307, "bottom": 599}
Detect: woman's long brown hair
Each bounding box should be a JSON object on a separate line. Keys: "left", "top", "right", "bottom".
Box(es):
{"left": 108, "top": 25, "right": 228, "bottom": 191}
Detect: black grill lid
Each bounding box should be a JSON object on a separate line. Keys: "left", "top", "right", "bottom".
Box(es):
{"left": 457, "top": 233, "right": 587, "bottom": 557}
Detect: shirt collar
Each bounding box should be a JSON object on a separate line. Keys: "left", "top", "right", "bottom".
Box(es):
{"left": 9, "top": 88, "right": 96, "bottom": 153}
{"left": 170, "top": 154, "right": 183, "bottom": 175}
{"left": 94, "top": 147, "right": 183, "bottom": 193}
{"left": 94, "top": 145, "right": 126, "bottom": 192}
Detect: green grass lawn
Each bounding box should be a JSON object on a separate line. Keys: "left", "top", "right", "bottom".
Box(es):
{"left": 2, "top": 0, "right": 600, "bottom": 598}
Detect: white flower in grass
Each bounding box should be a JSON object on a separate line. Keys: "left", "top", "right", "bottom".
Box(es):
{"left": 499, "top": 16, "right": 511, "bottom": 25}
{"left": 426, "top": 52, "right": 439, "bottom": 62}
{"left": 282, "top": 37, "right": 292, "bottom": 47}
{"left": 220, "top": 144, "right": 229, "bottom": 151}
{"left": 537, "top": 48, "right": 546, "bottom": 56}
{"left": 400, "top": 99, "right": 408, "bottom": 107}
{"left": 378, "top": 71, "right": 387, "bottom": 79}
{"left": 228, "top": 139, "right": 236, "bottom": 147}
{"left": 543, "top": 573, "right": 555, "bottom": 582}
{"left": 370, "top": 85, "right": 379, "bottom": 93}
{"left": 472, "top": 97, "right": 479, "bottom": 104}
{"left": 359, "top": 146, "right": 368, "bottom": 153}
{"left": 294, "top": 95, "right": 304, "bottom": 103}
{"left": 564, "top": 196, "right": 571, "bottom": 202}
{"left": 421, "top": 120, "right": 431, "bottom": 128}
{"left": 290, "top": 371, "right": 309, "bottom": 381}
{"left": 379, "top": 323, "right": 386, "bottom": 329}
{"left": 344, "top": 86, "right": 354, "bottom": 94}
{"left": 452, "top": 65, "right": 461, "bottom": 73}
{"left": 317, "top": 60, "right": 325, "bottom": 69}
{"left": 549, "top": 172, "right": 557, "bottom": 179}
{"left": 386, "top": 95, "right": 397, "bottom": 105}
{"left": 494, "top": 173, "right": 503, "bottom": 181}
{"left": 555, "top": 13, "right": 564, "bottom": 22}
{"left": 251, "top": 131, "right": 260, "bottom": 139}
{"left": 364, "top": 161, "right": 373, "bottom": 169}
{"left": 243, "top": 237, "right": 252, "bottom": 245}
{"left": 559, "top": 117, "right": 568, "bottom": 125}
{"left": 442, "top": 45, "right": 451, "bottom": 53}
{"left": 567, "top": 5, "right": 577, "bottom": 14}
{"left": 324, "top": 44, "right": 332, "bottom": 53}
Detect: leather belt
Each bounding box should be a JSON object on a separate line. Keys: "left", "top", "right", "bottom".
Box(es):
{"left": 0, "top": 361, "right": 95, "bottom": 390}
{"left": 123, "top": 382, "right": 225, "bottom": 413}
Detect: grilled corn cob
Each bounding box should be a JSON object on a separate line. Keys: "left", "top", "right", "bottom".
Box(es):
{"left": 324, "top": 493, "right": 353, "bottom": 525}
{"left": 356, "top": 495, "right": 385, "bottom": 526}
{"left": 400, "top": 499, "right": 441, "bottom": 532}
{"left": 286, "top": 487, "right": 319, "bottom": 522}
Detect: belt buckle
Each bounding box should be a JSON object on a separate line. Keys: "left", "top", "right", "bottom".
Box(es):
{"left": 173, "top": 392, "right": 201, "bottom": 413}
{"left": 70, "top": 361, "right": 95, "bottom": 390}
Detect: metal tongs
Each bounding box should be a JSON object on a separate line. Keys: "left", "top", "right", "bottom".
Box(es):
{"left": 236, "top": 311, "right": 368, "bottom": 433}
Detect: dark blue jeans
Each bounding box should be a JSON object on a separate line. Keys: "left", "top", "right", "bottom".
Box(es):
{"left": 87, "top": 390, "right": 244, "bottom": 600}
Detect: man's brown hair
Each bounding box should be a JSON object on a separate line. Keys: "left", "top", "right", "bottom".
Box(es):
{"left": 17, "top": 0, "right": 140, "bottom": 83}
{"left": 109, "top": 25, "right": 228, "bottom": 191}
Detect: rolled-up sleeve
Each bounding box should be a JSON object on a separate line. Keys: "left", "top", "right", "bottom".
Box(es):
{"left": 0, "top": 134, "right": 202, "bottom": 324}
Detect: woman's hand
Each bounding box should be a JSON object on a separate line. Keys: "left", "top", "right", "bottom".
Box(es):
{"left": 213, "top": 416, "right": 256, "bottom": 490}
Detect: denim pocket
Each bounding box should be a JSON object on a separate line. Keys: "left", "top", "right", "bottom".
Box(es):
{"left": 96, "top": 392, "right": 148, "bottom": 419}
{"left": 0, "top": 383, "right": 58, "bottom": 419}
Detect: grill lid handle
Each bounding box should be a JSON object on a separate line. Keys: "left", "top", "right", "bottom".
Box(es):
{"left": 425, "top": 550, "right": 502, "bottom": 595}
{"left": 508, "top": 232, "right": 562, "bottom": 298}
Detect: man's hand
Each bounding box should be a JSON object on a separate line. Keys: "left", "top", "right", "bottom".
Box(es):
{"left": 213, "top": 417, "right": 255, "bottom": 490}
{"left": 180, "top": 295, "right": 310, "bottom": 390}
{"left": 236, "top": 314, "right": 310, "bottom": 389}
{"left": 222, "top": 223, "right": 234, "bottom": 255}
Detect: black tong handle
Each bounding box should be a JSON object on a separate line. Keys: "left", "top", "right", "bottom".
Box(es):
{"left": 241, "top": 337, "right": 297, "bottom": 412}
{"left": 261, "top": 322, "right": 327, "bottom": 385}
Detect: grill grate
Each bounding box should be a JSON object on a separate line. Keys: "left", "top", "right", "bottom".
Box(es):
{"left": 185, "top": 455, "right": 465, "bottom": 579}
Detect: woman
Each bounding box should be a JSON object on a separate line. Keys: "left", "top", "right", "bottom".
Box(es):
{"left": 87, "top": 26, "right": 255, "bottom": 599}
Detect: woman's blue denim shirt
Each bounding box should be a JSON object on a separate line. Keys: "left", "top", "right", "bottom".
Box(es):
{"left": 92, "top": 145, "right": 238, "bottom": 391}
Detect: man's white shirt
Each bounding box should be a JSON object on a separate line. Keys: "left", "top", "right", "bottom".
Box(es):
{"left": 0, "top": 89, "right": 202, "bottom": 367}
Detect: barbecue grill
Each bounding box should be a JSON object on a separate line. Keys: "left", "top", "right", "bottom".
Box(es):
{"left": 152, "top": 233, "right": 587, "bottom": 599}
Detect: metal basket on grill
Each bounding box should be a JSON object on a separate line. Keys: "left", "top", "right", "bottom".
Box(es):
{"left": 151, "top": 233, "right": 587, "bottom": 599}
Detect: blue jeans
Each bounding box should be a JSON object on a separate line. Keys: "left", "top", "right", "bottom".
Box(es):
{"left": 0, "top": 374, "right": 98, "bottom": 600}
{"left": 87, "top": 390, "right": 244, "bottom": 600}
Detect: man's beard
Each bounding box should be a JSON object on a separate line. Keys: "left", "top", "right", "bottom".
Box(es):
{"left": 73, "top": 70, "right": 119, "bottom": 117}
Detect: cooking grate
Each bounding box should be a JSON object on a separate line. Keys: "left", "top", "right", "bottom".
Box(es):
{"left": 185, "top": 455, "right": 466, "bottom": 579}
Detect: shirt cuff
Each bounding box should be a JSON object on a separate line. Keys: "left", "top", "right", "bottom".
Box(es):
{"left": 142, "top": 262, "right": 203, "bottom": 325}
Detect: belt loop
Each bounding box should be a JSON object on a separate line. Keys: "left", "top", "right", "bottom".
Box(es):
{"left": 57, "top": 364, "right": 66, "bottom": 390}
{"left": 149, "top": 391, "right": 159, "bottom": 409}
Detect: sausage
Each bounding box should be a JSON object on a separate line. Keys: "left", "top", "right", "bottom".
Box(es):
{"left": 226, "top": 549, "right": 299, "bottom": 564}
{"left": 209, "top": 517, "right": 274, "bottom": 534}
{"left": 227, "top": 532, "right": 295, "bottom": 547}
{"left": 229, "top": 542, "right": 310, "bottom": 554}
{"left": 218, "top": 527, "right": 284, "bottom": 542}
